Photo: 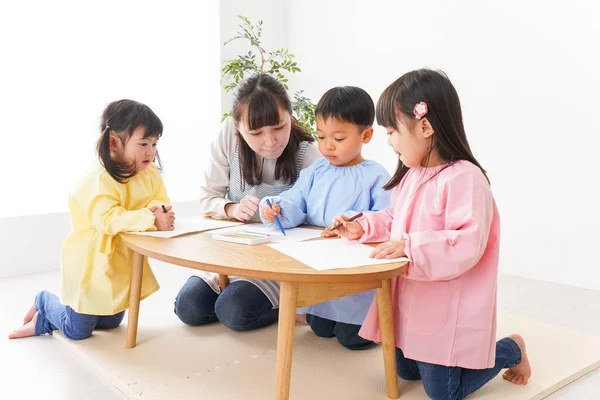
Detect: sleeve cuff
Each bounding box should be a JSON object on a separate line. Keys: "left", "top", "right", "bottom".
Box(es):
{"left": 357, "top": 216, "right": 370, "bottom": 243}
{"left": 203, "top": 199, "right": 233, "bottom": 219}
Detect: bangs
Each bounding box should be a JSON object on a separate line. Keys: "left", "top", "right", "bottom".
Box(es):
{"left": 245, "top": 91, "right": 282, "bottom": 130}
{"left": 132, "top": 107, "right": 163, "bottom": 139}
{"left": 376, "top": 82, "right": 400, "bottom": 130}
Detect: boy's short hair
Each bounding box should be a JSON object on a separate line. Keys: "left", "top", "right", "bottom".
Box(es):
{"left": 315, "top": 86, "right": 375, "bottom": 128}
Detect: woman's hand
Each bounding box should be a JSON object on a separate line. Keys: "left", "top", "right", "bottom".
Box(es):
{"left": 261, "top": 201, "right": 281, "bottom": 223}
{"left": 323, "top": 214, "right": 365, "bottom": 240}
{"left": 225, "top": 195, "right": 260, "bottom": 221}
{"left": 370, "top": 241, "right": 406, "bottom": 259}
{"left": 152, "top": 204, "right": 175, "bottom": 231}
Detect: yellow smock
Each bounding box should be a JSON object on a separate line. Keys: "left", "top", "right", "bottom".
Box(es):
{"left": 60, "top": 162, "right": 169, "bottom": 315}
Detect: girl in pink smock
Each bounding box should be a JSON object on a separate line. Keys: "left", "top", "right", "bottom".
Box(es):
{"left": 331, "top": 69, "right": 531, "bottom": 400}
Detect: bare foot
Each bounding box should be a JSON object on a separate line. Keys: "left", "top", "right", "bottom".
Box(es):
{"left": 295, "top": 313, "right": 308, "bottom": 325}
{"left": 502, "top": 333, "right": 531, "bottom": 385}
{"left": 23, "top": 304, "right": 36, "bottom": 325}
{"left": 8, "top": 312, "right": 38, "bottom": 339}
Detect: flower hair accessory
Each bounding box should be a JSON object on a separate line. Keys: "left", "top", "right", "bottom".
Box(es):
{"left": 413, "top": 102, "right": 428, "bottom": 119}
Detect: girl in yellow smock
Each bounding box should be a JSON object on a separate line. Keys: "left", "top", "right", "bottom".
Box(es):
{"left": 9, "top": 99, "right": 175, "bottom": 340}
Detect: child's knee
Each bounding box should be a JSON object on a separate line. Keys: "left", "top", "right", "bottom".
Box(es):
{"left": 333, "top": 322, "right": 374, "bottom": 350}
{"left": 336, "top": 335, "right": 376, "bottom": 351}
{"left": 422, "top": 379, "right": 461, "bottom": 400}
{"left": 63, "top": 327, "right": 93, "bottom": 341}
{"left": 306, "top": 314, "right": 335, "bottom": 338}
{"left": 97, "top": 312, "right": 125, "bottom": 330}
{"left": 396, "top": 368, "right": 421, "bottom": 381}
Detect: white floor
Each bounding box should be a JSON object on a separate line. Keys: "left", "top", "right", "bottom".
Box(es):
{"left": 2, "top": 265, "right": 600, "bottom": 400}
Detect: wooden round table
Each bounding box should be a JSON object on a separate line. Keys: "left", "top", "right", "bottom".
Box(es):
{"left": 121, "top": 231, "right": 407, "bottom": 400}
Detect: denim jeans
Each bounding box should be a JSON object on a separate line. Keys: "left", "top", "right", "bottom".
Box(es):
{"left": 396, "top": 337, "right": 522, "bottom": 400}
{"left": 34, "top": 291, "right": 125, "bottom": 340}
{"left": 174, "top": 276, "right": 278, "bottom": 331}
{"left": 306, "top": 313, "right": 376, "bottom": 350}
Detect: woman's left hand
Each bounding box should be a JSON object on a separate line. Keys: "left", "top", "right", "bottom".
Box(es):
{"left": 370, "top": 241, "right": 406, "bottom": 259}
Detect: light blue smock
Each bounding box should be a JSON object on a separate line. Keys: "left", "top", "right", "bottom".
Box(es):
{"left": 259, "top": 158, "right": 391, "bottom": 325}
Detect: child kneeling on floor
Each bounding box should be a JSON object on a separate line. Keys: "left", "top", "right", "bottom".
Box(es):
{"left": 331, "top": 69, "right": 531, "bottom": 399}
{"left": 9, "top": 100, "right": 174, "bottom": 341}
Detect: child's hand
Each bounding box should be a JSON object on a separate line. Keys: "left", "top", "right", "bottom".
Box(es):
{"left": 325, "top": 214, "right": 365, "bottom": 240}
{"left": 369, "top": 241, "right": 406, "bottom": 259}
{"left": 153, "top": 205, "right": 175, "bottom": 231}
{"left": 320, "top": 225, "right": 338, "bottom": 238}
{"left": 261, "top": 201, "right": 281, "bottom": 223}
{"left": 224, "top": 195, "right": 260, "bottom": 221}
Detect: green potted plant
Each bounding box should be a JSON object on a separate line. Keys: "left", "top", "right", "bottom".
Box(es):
{"left": 220, "top": 16, "right": 316, "bottom": 136}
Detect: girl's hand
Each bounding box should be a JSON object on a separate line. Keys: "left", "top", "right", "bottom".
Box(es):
{"left": 261, "top": 201, "right": 281, "bottom": 223}
{"left": 153, "top": 204, "right": 175, "bottom": 231}
{"left": 225, "top": 195, "right": 260, "bottom": 221}
{"left": 320, "top": 226, "right": 337, "bottom": 238}
{"left": 324, "top": 214, "right": 365, "bottom": 240}
{"left": 370, "top": 241, "right": 406, "bottom": 259}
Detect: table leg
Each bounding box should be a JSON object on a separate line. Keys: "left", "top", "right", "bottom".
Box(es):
{"left": 218, "top": 274, "right": 229, "bottom": 290}
{"left": 275, "top": 281, "right": 298, "bottom": 400}
{"left": 126, "top": 251, "right": 144, "bottom": 349}
{"left": 378, "top": 279, "right": 399, "bottom": 399}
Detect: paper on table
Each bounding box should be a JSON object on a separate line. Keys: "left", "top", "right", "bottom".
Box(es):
{"left": 268, "top": 239, "right": 409, "bottom": 271}
{"left": 129, "top": 217, "right": 243, "bottom": 238}
{"left": 211, "top": 223, "right": 323, "bottom": 242}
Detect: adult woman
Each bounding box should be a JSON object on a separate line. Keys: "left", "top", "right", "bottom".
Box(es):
{"left": 174, "top": 73, "right": 321, "bottom": 331}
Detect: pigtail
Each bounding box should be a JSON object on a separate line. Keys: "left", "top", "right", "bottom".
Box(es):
{"left": 96, "top": 120, "right": 136, "bottom": 184}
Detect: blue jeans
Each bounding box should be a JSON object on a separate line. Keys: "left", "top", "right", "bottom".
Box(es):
{"left": 174, "top": 276, "right": 278, "bottom": 331}
{"left": 396, "top": 337, "right": 521, "bottom": 400}
{"left": 306, "top": 313, "right": 375, "bottom": 350}
{"left": 34, "top": 291, "right": 125, "bottom": 340}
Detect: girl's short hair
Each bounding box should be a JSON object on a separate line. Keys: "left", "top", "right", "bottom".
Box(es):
{"left": 315, "top": 86, "right": 375, "bottom": 129}
{"left": 97, "top": 99, "right": 163, "bottom": 183}
{"left": 376, "top": 69, "right": 487, "bottom": 189}
{"left": 231, "top": 73, "right": 314, "bottom": 187}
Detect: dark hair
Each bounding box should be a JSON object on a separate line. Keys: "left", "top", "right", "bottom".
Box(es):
{"left": 315, "top": 86, "right": 375, "bottom": 129}
{"left": 376, "top": 68, "right": 488, "bottom": 190}
{"left": 231, "top": 73, "right": 314, "bottom": 187}
{"left": 97, "top": 99, "right": 163, "bottom": 184}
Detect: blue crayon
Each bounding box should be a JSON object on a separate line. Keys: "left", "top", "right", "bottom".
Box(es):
{"left": 265, "top": 199, "right": 286, "bottom": 236}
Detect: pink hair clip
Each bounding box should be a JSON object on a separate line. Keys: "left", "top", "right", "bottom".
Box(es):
{"left": 413, "top": 102, "right": 428, "bottom": 119}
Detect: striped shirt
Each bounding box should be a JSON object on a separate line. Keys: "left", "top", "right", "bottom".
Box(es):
{"left": 195, "top": 117, "right": 321, "bottom": 307}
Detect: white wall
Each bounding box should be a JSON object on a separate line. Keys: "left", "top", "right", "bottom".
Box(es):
{"left": 0, "top": 1, "right": 220, "bottom": 277}
{"left": 0, "top": 1, "right": 221, "bottom": 218}
{"left": 223, "top": 0, "right": 600, "bottom": 290}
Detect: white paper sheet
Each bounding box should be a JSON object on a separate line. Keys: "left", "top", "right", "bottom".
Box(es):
{"left": 129, "top": 217, "right": 243, "bottom": 238}
{"left": 210, "top": 224, "right": 324, "bottom": 243}
{"left": 268, "top": 239, "right": 409, "bottom": 270}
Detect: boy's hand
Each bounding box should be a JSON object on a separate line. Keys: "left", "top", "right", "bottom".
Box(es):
{"left": 224, "top": 195, "right": 260, "bottom": 221}
{"left": 153, "top": 204, "right": 175, "bottom": 231}
{"left": 325, "top": 214, "right": 365, "bottom": 240}
{"left": 370, "top": 240, "right": 406, "bottom": 259}
{"left": 261, "top": 201, "right": 281, "bottom": 223}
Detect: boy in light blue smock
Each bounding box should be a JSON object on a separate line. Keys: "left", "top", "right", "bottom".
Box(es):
{"left": 260, "top": 86, "right": 390, "bottom": 350}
